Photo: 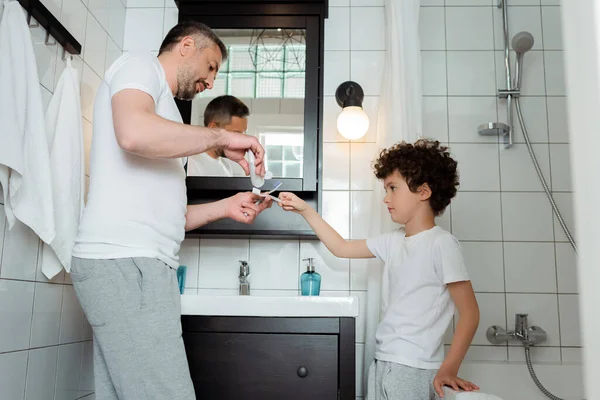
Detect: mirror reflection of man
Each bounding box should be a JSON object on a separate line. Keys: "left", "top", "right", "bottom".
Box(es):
{"left": 187, "top": 95, "right": 248, "bottom": 177}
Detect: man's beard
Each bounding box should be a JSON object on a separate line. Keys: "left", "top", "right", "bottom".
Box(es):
{"left": 175, "top": 67, "right": 198, "bottom": 101}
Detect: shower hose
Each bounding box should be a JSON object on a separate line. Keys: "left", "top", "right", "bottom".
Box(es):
{"left": 515, "top": 97, "right": 583, "bottom": 400}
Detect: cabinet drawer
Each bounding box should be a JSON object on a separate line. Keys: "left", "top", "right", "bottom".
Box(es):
{"left": 184, "top": 332, "right": 339, "bottom": 400}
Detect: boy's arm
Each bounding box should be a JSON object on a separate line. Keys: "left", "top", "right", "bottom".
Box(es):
{"left": 433, "top": 280, "right": 480, "bottom": 397}
{"left": 302, "top": 208, "right": 375, "bottom": 259}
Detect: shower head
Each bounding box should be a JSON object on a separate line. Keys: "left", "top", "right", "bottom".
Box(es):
{"left": 511, "top": 31, "right": 535, "bottom": 54}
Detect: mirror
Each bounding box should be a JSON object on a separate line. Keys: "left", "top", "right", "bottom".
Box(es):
{"left": 186, "top": 28, "right": 307, "bottom": 179}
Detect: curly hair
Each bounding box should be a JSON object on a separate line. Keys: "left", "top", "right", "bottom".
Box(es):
{"left": 373, "top": 139, "right": 459, "bottom": 216}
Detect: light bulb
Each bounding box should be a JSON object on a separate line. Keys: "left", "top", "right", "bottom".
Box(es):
{"left": 336, "top": 106, "right": 369, "bottom": 140}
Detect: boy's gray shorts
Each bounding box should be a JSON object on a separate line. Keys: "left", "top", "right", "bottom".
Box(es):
{"left": 367, "top": 359, "right": 438, "bottom": 400}
{"left": 71, "top": 257, "right": 195, "bottom": 400}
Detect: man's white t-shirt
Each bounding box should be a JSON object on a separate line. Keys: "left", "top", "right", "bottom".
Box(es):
{"left": 186, "top": 153, "right": 234, "bottom": 177}
{"left": 366, "top": 226, "right": 470, "bottom": 370}
{"left": 72, "top": 51, "right": 187, "bottom": 268}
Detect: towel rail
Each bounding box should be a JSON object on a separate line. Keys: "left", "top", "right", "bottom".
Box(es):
{"left": 18, "top": 0, "right": 82, "bottom": 57}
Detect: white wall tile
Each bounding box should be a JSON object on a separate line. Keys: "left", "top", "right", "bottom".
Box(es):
{"left": 325, "top": 8, "right": 350, "bottom": 52}
{"left": 84, "top": 14, "right": 108, "bottom": 77}
{"left": 494, "top": 6, "right": 543, "bottom": 51}
{"left": 421, "top": 0, "right": 444, "bottom": 5}
{"left": 323, "top": 191, "right": 350, "bottom": 240}
{"left": 163, "top": 7, "right": 179, "bottom": 38}
{"left": 508, "top": 346, "right": 561, "bottom": 363}
{"left": 105, "top": 37, "right": 121, "bottom": 71}
{"left": 562, "top": 348, "right": 582, "bottom": 364}
{"left": 55, "top": 343, "right": 83, "bottom": 400}
{"left": 542, "top": 6, "right": 563, "bottom": 50}
{"left": 350, "top": 51, "right": 385, "bottom": 96}
{"left": 324, "top": 51, "right": 350, "bottom": 96}
{"left": 0, "top": 208, "right": 5, "bottom": 267}
{"left": 165, "top": 0, "right": 177, "bottom": 7}
{"left": 353, "top": 290, "right": 367, "bottom": 343}
{"left": 178, "top": 238, "right": 199, "bottom": 288}
{"left": 354, "top": 96, "right": 379, "bottom": 143}
{"left": 544, "top": 51, "right": 566, "bottom": 96}
{"left": 547, "top": 97, "right": 569, "bottom": 143}
{"left": 499, "top": 143, "right": 551, "bottom": 192}
{"left": 127, "top": 0, "right": 163, "bottom": 7}
{"left": 504, "top": 242, "right": 556, "bottom": 293}
{"left": 323, "top": 143, "right": 350, "bottom": 190}
{"left": 472, "top": 293, "right": 506, "bottom": 345}
{"left": 40, "top": 84, "right": 53, "bottom": 112}
{"left": 40, "top": 0, "right": 63, "bottom": 21}
{"left": 350, "top": 259, "right": 369, "bottom": 291}
{"left": 248, "top": 240, "right": 299, "bottom": 290}
{"left": 0, "top": 351, "right": 28, "bottom": 400}
{"left": 355, "top": 343, "right": 365, "bottom": 397}
{"left": 1, "top": 221, "right": 39, "bottom": 281}
{"left": 322, "top": 96, "right": 346, "bottom": 143}
{"left": 350, "top": 143, "right": 377, "bottom": 190}
{"left": 198, "top": 239, "right": 249, "bottom": 289}
{"left": 0, "top": 280, "right": 35, "bottom": 353}
{"left": 350, "top": 7, "right": 385, "bottom": 51}
{"left": 123, "top": 8, "right": 165, "bottom": 51}
{"left": 300, "top": 241, "right": 349, "bottom": 291}
{"left": 448, "top": 97, "right": 498, "bottom": 143}
{"left": 451, "top": 192, "right": 503, "bottom": 241}
{"left": 540, "top": 0, "right": 560, "bottom": 5}
{"left": 550, "top": 144, "right": 572, "bottom": 192}
{"left": 451, "top": 143, "right": 500, "bottom": 191}
{"left": 419, "top": 7, "right": 445, "bottom": 51}
{"left": 506, "top": 293, "right": 560, "bottom": 346}
{"left": 60, "top": 0, "right": 88, "bottom": 45}
{"left": 421, "top": 51, "right": 447, "bottom": 96}
{"left": 436, "top": 206, "right": 452, "bottom": 232}
{"left": 463, "top": 346, "right": 508, "bottom": 362}
{"left": 461, "top": 242, "right": 504, "bottom": 293}
{"left": 446, "top": 7, "right": 494, "bottom": 51}
{"left": 496, "top": 50, "right": 545, "bottom": 95}
{"left": 83, "top": 118, "right": 93, "bottom": 176}
{"left": 80, "top": 64, "right": 102, "bottom": 122}
{"left": 80, "top": 341, "right": 94, "bottom": 393}
{"left": 30, "top": 283, "right": 63, "bottom": 348}
{"left": 445, "top": 0, "right": 492, "bottom": 5}
{"left": 26, "top": 346, "right": 58, "bottom": 400}
{"left": 351, "top": 0, "right": 383, "bottom": 6}
{"left": 559, "top": 294, "right": 581, "bottom": 347}
{"left": 59, "top": 285, "right": 85, "bottom": 344}
{"left": 501, "top": 192, "right": 554, "bottom": 241}
{"left": 87, "top": 0, "right": 109, "bottom": 33}
{"left": 500, "top": 97, "right": 549, "bottom": 144}
{"left": 351, "top": 191, "right": 374, "bottom": 240}
{"left": 556, "top": 242, "right": 578, "bottom": 294}
{"left": 422, "top": 97, "right": 449, "bottom": 142}
{"left": 448, "top": 51, "right": 497, "bottom": 96}
{"left": 108, "top": 0, "right": 127, "bottom": 48}
{"left": 552, "top": 192, "right": 575, "bottom": 243}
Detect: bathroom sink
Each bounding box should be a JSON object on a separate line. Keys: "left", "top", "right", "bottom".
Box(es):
{"left": 180, "top": 295, "right": 359, "bottom": 317}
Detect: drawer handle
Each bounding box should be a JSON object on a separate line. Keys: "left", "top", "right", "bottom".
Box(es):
{"left": 297, "top": 366, "right": 309, "bottom": 378}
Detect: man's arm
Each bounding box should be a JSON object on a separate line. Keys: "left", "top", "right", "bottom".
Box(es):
{"left": 111, "top": 90, "right": 264, "bottom": 176}
{"left": 185, "top": 193, "right": 272, "bottom": 231}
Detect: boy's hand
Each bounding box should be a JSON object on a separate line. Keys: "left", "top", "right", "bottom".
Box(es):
{"left": 433, "top": 369, "right": 479, "bottom": 398}
{"left": 278, "top": 192, "right": 310, "bottom": 214}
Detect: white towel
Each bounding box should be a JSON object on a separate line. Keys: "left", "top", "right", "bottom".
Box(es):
{"left": 41, "top": 58, "right": 84, "bottom": 279}
{"left": 0, "top": 1, "right": 55, "bottom": 245}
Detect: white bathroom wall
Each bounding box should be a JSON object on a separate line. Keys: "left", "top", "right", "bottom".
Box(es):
{"left": 109, "top": 0, "right": 582, "bottom": 399}
{"left": 0, "top": 0, "right": 125, "bottom": 398}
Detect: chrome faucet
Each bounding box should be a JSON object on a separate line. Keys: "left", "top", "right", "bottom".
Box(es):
{"left": 487, "top": 313, "right": 547, "bottom": 346}
{"left": 238, "top": 261, "right": 250, "bottom": 295}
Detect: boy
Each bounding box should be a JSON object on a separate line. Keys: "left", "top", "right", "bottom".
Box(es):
{"left": 278, "top": 139, "right": 480, "bottom": 399}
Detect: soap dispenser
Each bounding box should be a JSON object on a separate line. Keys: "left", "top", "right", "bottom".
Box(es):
{"left": 300, "top": 258, "right": 321, "bottom": 296}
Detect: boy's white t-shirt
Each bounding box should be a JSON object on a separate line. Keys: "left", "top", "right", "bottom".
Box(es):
{"left": 72, "top": 51, "right": 187, "bottom": 268}
{"left": 366, "top": 226, "right": 470, "bottom": 370}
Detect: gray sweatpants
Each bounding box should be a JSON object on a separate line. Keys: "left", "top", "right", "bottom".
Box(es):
{"left": 367, "top": 359, "right": 438, "bottom": 400}
{"left": 71, "top": 257, "right": 196, "bottom": 400}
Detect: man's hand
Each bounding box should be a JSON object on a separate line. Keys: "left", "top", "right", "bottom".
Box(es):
{"left": 225, "top": 192, "right": 272, "bottom": 224}
{"left": 219, "top": 130, "right": 265, "bottom": 177}
{"left": 433, "top": 368, "right": 479, "bottom": 398}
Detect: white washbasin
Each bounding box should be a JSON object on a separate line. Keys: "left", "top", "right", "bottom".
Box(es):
{"left": 181, "top": 295, "right": 359, "bottom": 317}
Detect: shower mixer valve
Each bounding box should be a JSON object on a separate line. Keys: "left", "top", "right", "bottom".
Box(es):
{"left": 486, "top": 313, "right": 547, "bottom": 347}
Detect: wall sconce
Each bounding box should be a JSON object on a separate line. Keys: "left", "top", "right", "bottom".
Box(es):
{"left": 335, "top": 81, "right": 369, "bottom": 140}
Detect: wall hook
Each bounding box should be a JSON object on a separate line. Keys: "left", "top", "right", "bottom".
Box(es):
{"left": 45, "top": 31, "right": 57, "bottom": 46}
{"left": 61, "top": 48, "right": 73, "bottom": 61}
{"left": 27, "top": 12, "right": 39, "bottom": 28}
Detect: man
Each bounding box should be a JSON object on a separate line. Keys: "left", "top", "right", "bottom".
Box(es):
{"left": 70, "top": 21, "right": 271, "bottom": 400}
{"left": 187, "top": 95, "right": 249, "bottom": 177}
